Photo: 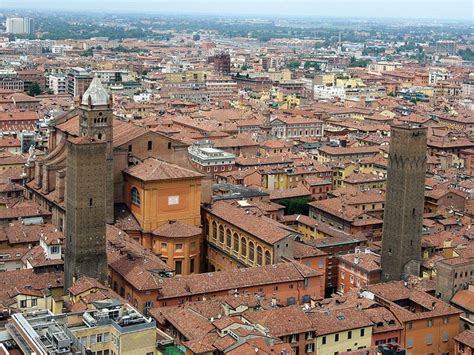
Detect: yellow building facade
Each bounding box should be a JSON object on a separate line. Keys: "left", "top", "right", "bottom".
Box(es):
{"left": 315, "top": 326, "right": 373, "bottom": 355}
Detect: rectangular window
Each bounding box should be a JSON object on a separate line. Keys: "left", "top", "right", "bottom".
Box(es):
{"left": 97, "top": 333, "right": 103, "bottom": 343}
{"left": 407, "top": 338, "right": 413, "bottom": 348}
{"left": 175, "top": 244, "right": 183, "bottom": 251}
{"left": 360, "top": 328, "right": 365, "bottom": 337}
{"left": 443, "top": 316, "right": 448, "bottom": 324}
{"left": 147, "top": 141, "right": 152, "bottom": 151}
{"left": 442, "top": 331, "right": 449, "bottom": 342}
{"left": 319, "top": 259, "right": 324, "bottom": 269}
{"left": 426, "top": 334, "right": 433, "bottom": 345}
{"left": 190, "top": 258, "right": 195, "bottom": 274}
{"left": 90, "top": 335, "right": 96, "bottom": 344}
{"left": 31, "top": 298, "right": 37, "bottom": 307}
{"left": 348, "top": 331, "right": 352, "bottom": 339}
{"left": 20, "top": 300, "right": 27, "bottom": 308}
{"left": 161, "top": 242, "right": 167, "bottom": 250}
{"left": 168, "top": 195, "right": 179, "bottom": 205}
{"left": 407, "top": 322, "right": 412, "bottom": 330}
{"left": 51, "top": 246, "right": 60, "bottom": 254}
{"left": 427, "top": 319, "right": 433, "bottom": 327}
{"left": 175, "top": 260, "right": 182, "bottom": 275}
{"left": 322, "top": 336, "right": 326, "bottom": 345}
{"left": 335, "top": 333, "right": 339, "bottom": 342}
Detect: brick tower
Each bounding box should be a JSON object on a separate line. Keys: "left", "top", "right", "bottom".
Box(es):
{"left": 64, "top": 77, "right": 112, "bottom": 291}
{"left": 381, "top": 124, "right": 427, "bottom": 281}
{"left": 78, "top": 76, "right": 114, "bottom": 224}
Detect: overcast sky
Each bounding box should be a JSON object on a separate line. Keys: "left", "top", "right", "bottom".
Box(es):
{"left": 2, "top": 0, "right": 473, "bottom": 20}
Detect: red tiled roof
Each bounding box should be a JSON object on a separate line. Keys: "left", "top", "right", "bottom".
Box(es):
{"left": 124, "top": 157, "right": 203, "bottom": 181}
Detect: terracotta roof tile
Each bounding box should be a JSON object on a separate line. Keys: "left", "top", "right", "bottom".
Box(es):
{"left": 152, "top": 220, "right": 202, "bottom": 238}
{"left": 125, "top": 157, "right": 203, "bottom": 181}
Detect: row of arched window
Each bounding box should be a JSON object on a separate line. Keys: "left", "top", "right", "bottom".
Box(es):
{"left": 211, "top": 221, "right": 272, "bottom": 266}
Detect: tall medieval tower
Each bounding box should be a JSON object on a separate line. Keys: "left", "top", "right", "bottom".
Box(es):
{"left": 78, "top": 76, "right": 114, "bottom": 224}
{"left": 64, "top": 77, "right": 112, "bottom": 291}
{"left": 381, "top": 124, "right": 427, "bottom": 281}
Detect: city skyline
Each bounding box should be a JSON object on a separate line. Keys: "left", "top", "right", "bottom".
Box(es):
{"left": 3, "top": 0, "right": 474, "bottom": 20}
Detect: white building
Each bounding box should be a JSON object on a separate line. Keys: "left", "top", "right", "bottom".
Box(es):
{"left": 462, "top": 78, "right": 474, "bottom": 98}
{"left": 94, "top": 70, "right": 131, "bottom": 84}
{"left": 133, "top": 91, "right": 152, "bottom": 102}
{"left": 51, "top": 44, "right": 73, "bottom": 56}
{"left": 6, "top": 17, "right": 34, "bottom": 35}
{"left": 313, "top": 85, "right": 346, "bottom": 100}
{"left": 188, "top": 141, "right": 236, "bottom": 175}
{"left": 368, "top": 61, "right": 402, "bottom": 73}
{"left": 429, "top": 68, "right": 451, "bottom": 85}
{"left": 48, "top": 74, "right": 67, "bottom": 95}
{"left": 269, "top": 115, "right": 324, "bottom": 139}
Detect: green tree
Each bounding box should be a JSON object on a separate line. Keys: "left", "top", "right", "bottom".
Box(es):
{"left": 288, "top": 61, "right": 301, "bottom": 70}
{"left": 348, "top": 56, "right": 370, "bottom": 68}
{"left": 277, "top": 197, "right": 312, "bottom": 215}
{"left": 192, "top": 34, "right": 201, "bottom": 41}
{"left": 81, "top": 48, "right": 93, "bottom": 57}
{"left": 28, "top": 82, "right": 42, "bottom": 96}
{"left": 304, "top": 61, "right": 320, "bottom": 70}
{"left": 458, "top": 48, "right": 474, "bottom": 61}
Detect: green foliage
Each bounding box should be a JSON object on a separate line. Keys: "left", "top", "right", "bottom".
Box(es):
{"left": 397, "top": 41, "right": 417, "bottom": 52}
{"left": 277, "top": 197, "right": 312, "bottom": 216}
{"left": 304, "top": 61, "right": 320, "bottom": 70}
{"left": 37, "top": 19, "right": 158, "bottom": 40}
{"left": 81, "top": 48, "right": 94, "bottom": 57}
{"left": 348, "top": 56, "right": 371, "bottom": 68}
{"left": 458, "top": 48, "right": 474, "bottom": 61}
{"left": 362, "top": 47, "right": 386, "bottom": 56}
{"left": 192, "top": 34, "right": 201, "bottom": 41}
{"left": 110, "top": 45, "right": 148, "bottom": 53}
{"left": 28, "top": 82, "right": 42, "bottom": 96}
{"left": 288, "top": 61, "right": 301, "bottom": 70}
{"left": 240, "top": 65, "right": 250, "bottom": 71}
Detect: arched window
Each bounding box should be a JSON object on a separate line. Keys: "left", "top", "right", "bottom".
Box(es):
{"left": 219, "top": 225, "right": 224, "bottom": 244}
{"left": 226, "top": 229, "right": 232, "bottom": 249}
{"left": 212, "top": 221, "right": 217, "bottom": 240}
{"left": 249, "top": 241, "right": 255, "bottom": 262}
{"left": 257, "top": 246, "right": 263, "bottom": 266}
{"left": 131, "top": 187, "right": 140, "bottom": 205}
{"left": 241, "top": 237, "right": 247, "bottom": 258}
{"left": 265, "top": 250, "right": 271, "bottom": 265}
{"left": 233, "top": 233, "right": 239, "bottom": 253}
